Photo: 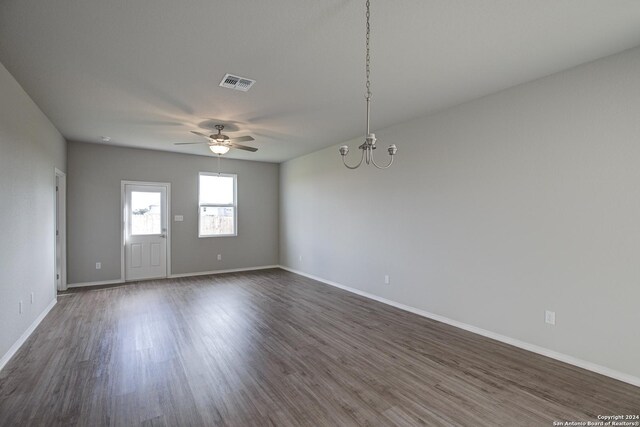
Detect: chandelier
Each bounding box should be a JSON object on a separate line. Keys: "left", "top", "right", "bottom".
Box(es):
{"left": 340, "top": 0, "right": 397, "bottom": 169}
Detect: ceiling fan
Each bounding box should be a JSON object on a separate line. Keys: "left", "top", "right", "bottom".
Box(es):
{"left": 174, "top": 125, "right": 257, "bottom": 154}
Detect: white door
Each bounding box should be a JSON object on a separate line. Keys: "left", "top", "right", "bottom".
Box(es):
{"left": 55, "top": 170, "right": 67, "bottom": 291}
{"left": 124, "top": 184, "right": 168, "bottom": 281}
{"left": 55, "top": 176, "right": 62, "bottom": 290}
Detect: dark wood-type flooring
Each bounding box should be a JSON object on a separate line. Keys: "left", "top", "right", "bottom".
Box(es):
{"left": 0, "top": 269, "right": 638, "bottom": 426}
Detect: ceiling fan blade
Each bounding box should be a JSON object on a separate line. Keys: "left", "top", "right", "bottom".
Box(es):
{"left": 229, "top": 143, "right": 258, "bottom": 152}
{"left": 174, "top": 142, "right": 207, "bottom": 145}
{"left": 229, "top": 135, "right": 254, "bottom": 143}
{"left": 190, "top": 130, "right": 211, "bottom": 138}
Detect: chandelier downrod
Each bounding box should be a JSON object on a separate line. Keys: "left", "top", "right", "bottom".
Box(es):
{"left": 340, "top": 0, "right": 397, "bottom": 170}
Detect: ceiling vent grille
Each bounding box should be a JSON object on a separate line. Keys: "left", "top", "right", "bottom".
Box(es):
{"left": 219, "top": 73, "right": 256, "bottom": 92}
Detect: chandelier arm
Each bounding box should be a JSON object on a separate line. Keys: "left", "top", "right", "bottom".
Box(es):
{"left": 342, "top": 149, "right": 366, "bottom": 169}
{"left": 370, "top": 151, "right": 394, "bottom": 169}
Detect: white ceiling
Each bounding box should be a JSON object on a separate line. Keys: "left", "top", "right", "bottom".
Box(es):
{"left": 2, "top": 1, "right": 640, "bottom": 163}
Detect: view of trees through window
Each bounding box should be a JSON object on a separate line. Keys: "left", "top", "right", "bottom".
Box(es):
{"left": 199, "top": 206, "right": 234, "bottom": 236}
{"left": 131, "top": 191, "right": 161, "bottom": 235}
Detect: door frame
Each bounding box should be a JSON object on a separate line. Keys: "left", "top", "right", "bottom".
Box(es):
{"left": 120, "top": 180, "right": 171, "bottom": 281}
{"left": 55, "top": 168, "right": 67, "bottom": 292}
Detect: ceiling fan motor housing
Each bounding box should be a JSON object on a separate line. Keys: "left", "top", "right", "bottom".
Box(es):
{"left": 212, "top": 124, "right": 230, "bottom": 142}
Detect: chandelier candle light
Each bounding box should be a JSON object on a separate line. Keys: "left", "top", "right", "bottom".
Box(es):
{"left": 340, "top": 0, "right": 397, "bottom": 169}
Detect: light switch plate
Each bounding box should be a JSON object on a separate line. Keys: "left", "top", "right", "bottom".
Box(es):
{"left": 174, "top": 215, "right": 184, "bottom": 222}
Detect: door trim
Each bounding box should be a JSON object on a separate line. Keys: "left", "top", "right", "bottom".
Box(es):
{"left": 55, "top": 168, "right": 67, "bottom": 292}
{"left": 120, "top": 180, "right": 171, "bottom": 281}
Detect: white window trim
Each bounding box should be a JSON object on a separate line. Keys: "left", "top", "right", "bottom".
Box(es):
{"left": 198, "top": 172, "right": 238, "bottom": 238}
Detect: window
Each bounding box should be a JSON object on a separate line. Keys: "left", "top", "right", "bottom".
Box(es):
{"left": 198, "top": 173, "right": 237, "bottom": 237}
{"left": 130, "top": 191, "right": 162, "bottom": 235}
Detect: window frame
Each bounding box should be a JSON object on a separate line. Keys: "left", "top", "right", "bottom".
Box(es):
{"left": 197, "top": 172, "right": 238, "bottom": 238}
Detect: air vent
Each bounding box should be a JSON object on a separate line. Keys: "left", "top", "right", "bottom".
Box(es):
{"left": 219, "top": 73, "right": 256, "bottom": 92}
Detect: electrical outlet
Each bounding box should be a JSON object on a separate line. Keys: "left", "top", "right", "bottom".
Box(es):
{"left": 30, "top": 292, "right": 34, "bottom": 304}
{"left": 96, "top": 262, "right": 101, "bottom": 270}
{"left": 545, "top": 310, "right": 556, "bottom": 325}
{"left": 384, "top": 275, "right": 390, "bottom": 285}
{"left": 217, "top": 254, "right": 222, "bottom": 261}
{"left": 299, "top": 255, "right": 303, "bottom": 262}
{"left": 19, "top": 301, "right": 23, "bottom": 314}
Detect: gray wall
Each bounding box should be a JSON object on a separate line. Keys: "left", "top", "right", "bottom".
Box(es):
{"left": 0, "top": 62, "right": 66, "bottom": 360}
{"left": 67, "top": 142, "right": 279, "bottom": 283}
{"left": 280, "top": 47, "right": 640, "bottom": 379}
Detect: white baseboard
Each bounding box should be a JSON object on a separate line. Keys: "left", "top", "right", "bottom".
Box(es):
{"left": 67, "top": 265, "right": 280, "bottom": 288}
{"left": 0, "top": 298, "right": 57, "bottom": 372}
{"left": 67, "top": 279, "right": 125, "bottom": 288}
{"left": 278, "top": 265, "right": 640, "bottom": 388}
{"left": 168, "top": 265, "right": 279, "bottom": 278}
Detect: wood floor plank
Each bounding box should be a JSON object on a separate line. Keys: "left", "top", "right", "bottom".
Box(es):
{"left": 0, "top": 268, "right": 637, "bottom": 426}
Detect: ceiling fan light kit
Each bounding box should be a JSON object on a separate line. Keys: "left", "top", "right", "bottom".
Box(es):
{"left": 209, "top": 145, "right": 230, "bottom": 155}
{"left": 340, "top": 0, "right": 396, "bottom": 170}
